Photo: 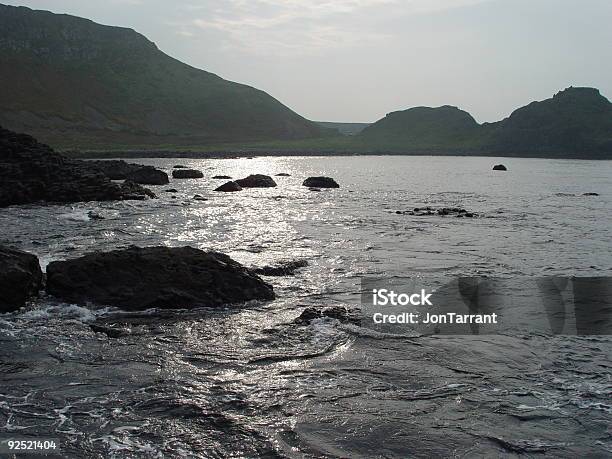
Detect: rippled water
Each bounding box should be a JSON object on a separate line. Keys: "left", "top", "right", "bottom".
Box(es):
{"left": 0, "top": 156, "right": 611, "bottom": 458}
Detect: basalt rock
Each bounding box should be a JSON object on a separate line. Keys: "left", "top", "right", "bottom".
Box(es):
{"left": 294, "top": 306, "right": 359, "bottom": 325}
{"left": 302, "top": 177, "right": 339, "bottom": 188}
{"left": 88, "top": 160, "right": 169, "bottom": 185}
{"left": 492, "top": 164, "right": 507, "bottom": 171}
{"left": 214, "top": 181, "right": 242, "bottom": 192}
{"left": 46, "top": 246, "right": 275, "bottom": 310}
{"left": 0, "top": 245, "right": 43, "bottom": 312}
{"left": 172, "top": 169, "right": 204, "bottom": 179}
{"left": 235, "top": 174, "right": 277, "bottom": 188}
{"left": 119, "top": 180, "right": 156, "bottom": 200}
{"left": 254, "top": 260, "right": 308, "bottom": 276}
{"left": 0, "top": 126, "right": 154, "bottom": 206}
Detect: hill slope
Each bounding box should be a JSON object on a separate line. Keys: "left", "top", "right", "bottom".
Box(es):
{"left": 359, "top": 87, "right": 612, "bottom": 158}
{"left": 0, "top": 4, "right": 329, "bottom": 149}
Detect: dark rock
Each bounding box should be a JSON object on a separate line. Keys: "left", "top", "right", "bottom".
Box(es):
{"left": 173, "top": 165, "right": 188, "bottom": 169}
{"left": 235, "top": 174, "right": 277, "bottom": 188}
{"left": 294, "top": 306, "right": 359, "bottom": 325}
{"left": 254, "top": 260, "right": 308, "bottom": 276}
{"left": 302, "top": 177, "right": 339, "bottom": 188}
{"left": 583, "top": 192, "right": 599, "bottom": 196}
{"left": 275, "top": 173, "right": 291, "bottom": 176}
{"left": 214, "top": 181, "right": 242, "bottom": 192}
{"left": 492, "top": 164, "right": 507, "bottom": 171}
{"left": 172, "top": 169, "right": 204, "bottom": 179}
{"left": 46, "top": 246, "right": 275, "bottom": 310}
{"left": 88, "top": 160, "right": 169, "bottom": 185}
{"left": 119, "top": 180, "right": 156, "bottom": 200}
{"left": 164, "top": 188, "right": 178, "bottom": 193}
{"left": 87, "top": 211, "right": 104, "bottom": 220}
{"left": 212, "top": 175, "right": 232, "bottom": 179}
{"left": 0, "top": 245, "right": 43, "bottom": 312}
{"left": 309, "top": 188, "right": 321, "bottom": 192}
{"left": 398, "top": 206, "right": 477, "bottom": 218}
{"left": 90, "top": 323, "right": 130, "bottom": 338}
{"left": 193, "top": 194, "right": 208, "bottom": 201}
{"left": 0, "top": 127, "right": 154, "bottom": 207}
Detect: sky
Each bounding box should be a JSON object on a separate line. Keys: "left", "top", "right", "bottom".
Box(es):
{"left": 3, "top": 0, "right": 611, "bottom": 123}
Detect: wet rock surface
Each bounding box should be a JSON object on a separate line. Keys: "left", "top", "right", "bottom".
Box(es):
{"left": 0, "top": 127, "right": 153, "bottom": 206}
{"left": 172, "top": 169, "right": 204, "bottom": 179}
{"left": 0, "top": 245, "right": 43, "bottom": 313}
{"left": 395, "top": 206, "right": 478, "bottom": 217}
{"left": 88, "top": 160, "right": 169, "bottom": 185}
{"left": 302, "top": 177, "right": 340, "bottom": 188}
{"left": 214, "top": 181, "right": 242, "bottom": 192}
{"left": 294, "top": 306, "right": 359, "bottom": 325}
{"left": 46, "top": 246, "right": 275, "bottom": 310}
{"left": 253, "top": 260, "right": 308, "bottom": 276}
{"left": 235, "top": 174, "right": 277, "bottom": 188}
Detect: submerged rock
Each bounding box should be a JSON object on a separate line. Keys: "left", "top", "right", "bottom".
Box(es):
{"left": 492, "top": 164, "right": 507, "bottom": 171}
{"left": 212, "top": 175, "right": 232, "bottom": 179}
{"left": 396, "top": 206, "right": 479, "bottom": 218}
{"left": 172, "top": 169, "right": 204, "bottom": 179}
{"left": 164, "top": 188, "right": 178, "bottom": 193}
{"left": 214, "top": 181, "right": 242, "bottom": 192}
{"left": 583, "top": 192, "right": 599, "bottom": 196}
{"left": 275, "top": 173, "right": 291, "bottom": 176}
{"left": 0, "top": 245, "right": 43, "bottom": 312}
{"left": 89, "top": 160, "right": 169, "bottom": 185}
{"left": 193, "top": 194, "right": 208, "bottom": 201}
{"left": 0, "top": 126, "right": 154, "bottom": 206}
{"left": 46, "top": 246, "right": 275, "bottom": 310}
{"left": 254, "top": 260, "right": 308, "bottom": 276}
{"left": 173, "top": 165, "right": 187, "bottom": 169}
{"left": 294, "top": 306, "right": 359, "bottom": 325}
{"left": 302, "top": 177, "right": 340, "bottom": 188}
{"left": 235, "top": 174, "right": 277, "bottom": 188}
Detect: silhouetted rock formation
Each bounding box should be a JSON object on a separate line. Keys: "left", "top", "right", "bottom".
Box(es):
{"left": 212, "top": 175, "right": 232, "bottom": 179}
{"left": 303, "top": 177, "right": 340, "bottom": 188}
{"left": 46, "top": 246, "right": 275, "bottom": 310}
{"left": 215, "top": 181, "right": 242, "bottom": 192}
{"left": 172, "top": 169, "right": 204, "bottom": 179}
{"left": 0, "top": 126, "right": 154, "bottom": 207}
{"left": 492, "top": 164, "right": 507, "bottom": 171}
{"left": 235, "top": 174, "right": 277, "bottom": 188}
{"left": 88, "top": 160, "right": 169, "bottom": 185}
{"left": 0, "top": 245, "right": 43, "bottom": 312}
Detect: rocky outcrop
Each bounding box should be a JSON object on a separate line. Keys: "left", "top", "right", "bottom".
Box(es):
{"left": 215, "top": 181, "right": 242, "bottom": 192}
{"left": 88, "top": 160, "right": 169, "bottom": 185}
{"left": 254, "top": 260, "right": 308, "bottom": 276}
{"left": 492, "top": 164, "right": 507, "bottom": 171}
{"left": 302, "top": 177, "right": 340, "bottom": 188}
{"left": 46, "top": 246, "right": 275, "bottom": 310}
{"left": 172, "top": 169, "right": 204, "bottom": 179}
{"left": 119, "top": 180, "right": 156, "bottom": 200}
{"left": 235, "top": 174, "right": 277, "bottom": 188}
{"left": 0, "top": 245, "right": 43, "bottom": 312}
{"left": 0, "top": 127, "right": 154, "bottom": 206}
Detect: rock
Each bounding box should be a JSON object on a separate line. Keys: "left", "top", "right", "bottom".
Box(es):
{"left": 397, "top": 206, "right": 477, "bottom": 218}
{"left": 193, "top": 194, "right": 208, "bottom": 201}
{"left": 119, "top": 180, "right": 156, "bottom": 200}
{"left": 88, "top": 160, "right": 169, "bottom": 185}
{"left": 87, "top": 211, "right": 104, "bottom": 220}
{"left": 0, "top": 245, "right": 43, "bottom": 312}
{"left": 172, "top": 169, "right": 204, "bottom": 179}
{"left": 492, "top": 164, "right": 507, "bottom": 171}
{"left": 46, "top": 246, "right": 275, "bottom": 310}
{"left": 309, "top": 187, "right": 321, "bottom": 192}
{"left": 253, "top": 260, "right": 308, "bottom": 276}
{"left": 90, "top": 323, "right": 130, "bottom": 338}
{"left": 294, "top": 306, "right": 359, "bottom": 325}
{"left": 235, "top": 174, "right": 277, "bottom": 188}
{"left": 173, "top": 165, "right": 187, "bottom": 169}
{"left": 275, "top": 173, "right": 291, "bottom": 176}
{"left": 164, "top": 188, "right": 178, "bottom": 193}
{"left": 214, "top": 181, "right": 242, "bottom": 192}
{"left": 302, "top": 177, "right": 339, "bottom": 188}
{"left": 0, "top": 126, "right": 154, "bottom": 207}
{"left": 583, "top": 192, "right": 599, "bottom": 196}
{"left": 212, "top": 175, "right": 232, "bottom": 179}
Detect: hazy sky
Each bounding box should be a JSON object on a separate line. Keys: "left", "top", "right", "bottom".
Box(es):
{"left": 4, "top": 0, "right": 611, "bottom": 122}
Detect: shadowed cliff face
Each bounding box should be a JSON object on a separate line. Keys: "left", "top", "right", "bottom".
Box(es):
{"left": 359, "top": 87, "right": 612, "bottom": 157}
{"left": 0, "top": 4, "right": 329, "bottom": 149}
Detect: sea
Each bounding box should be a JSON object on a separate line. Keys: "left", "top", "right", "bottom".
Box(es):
{"left": 0, "top": 155, "right": 611, "bottom": 458}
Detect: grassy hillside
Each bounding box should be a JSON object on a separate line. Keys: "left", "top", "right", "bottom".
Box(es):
{"left": 0, "top": 4, "right": 331, "bottom": 149}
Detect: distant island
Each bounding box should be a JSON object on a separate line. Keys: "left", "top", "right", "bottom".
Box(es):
{"left": 0, "top": 4, "right": 610, "bottom": 159}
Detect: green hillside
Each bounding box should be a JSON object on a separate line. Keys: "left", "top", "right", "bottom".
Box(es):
{"left": 0, "top": 4, "right": 331, "bottom": 149}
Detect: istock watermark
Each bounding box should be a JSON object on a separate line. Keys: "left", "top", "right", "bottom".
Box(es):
{"left": 361, "top": 276, "right": 612, "bottom": 335}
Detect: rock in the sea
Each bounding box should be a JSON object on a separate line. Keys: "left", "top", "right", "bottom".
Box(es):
{"left": 173, "top": 165, "right": 187, "bottom": 169}
{"left": 254, "top": 260, "right": 308, "bottom": 276}
{"left": 212, "top": 175, "right": 232, "bottom": 179}
{"left": 0, "top": 127, "right": 154, "bottom": 206}
{"left": 214, "top": 181, "right": 242, "bottom": 192}
{"left": 89, "top": 160, "right": 169, "bottom": 185}
{"left": 164, "top": 188, "right": 178, "bottom": 193}
{"left": 396, "top": 206, "right": 478, "bottom": 218}
{"left": 492, "top": 164, "right": 507, "bottom": 171}
{"left": 172, "top": 169, "right": 204, "bottom": 179}
{"left": 119, "top": 180, "right": 157, "bottom": 200}
{"left": 583, "top": 192, "right": 599, "bottom": 196}
{"left": 0, "top": 245, "right": 43, "bottom": 312}
{"left": 294, "top": 306, "right": 359, "bottom": 325}
{"left": 193, "top": 194, "right": 208, "bottom": 201}
{"left": 302, "top": 177, "right": 340, "bottom": 188}
{"left": 46, "top": 246, "right": 275, "bottom": 310}
{"left": 235, "top": 174, "right": 277, "bottom": 188}
{"left": 275, "top": 173, "right": 291, "bottom": 176}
